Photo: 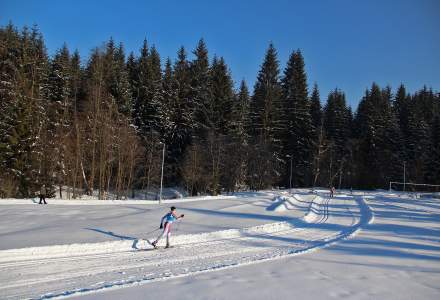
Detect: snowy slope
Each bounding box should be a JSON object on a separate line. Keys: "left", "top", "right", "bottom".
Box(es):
{"left": 79, "top": 192, "right": 440, "bottom": 300}
{"left": 0, "top": 192, "right": 372, "bottom": 299}
{"left": 0, "top": 191, "right": 438, "bottom": 300}
{"left": 0, "top": 194, "right": 273, "bottom": 250}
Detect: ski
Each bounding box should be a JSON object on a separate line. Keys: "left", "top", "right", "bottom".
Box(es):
{"left": 145, "top": 239, "right": 157, "bottom": 248}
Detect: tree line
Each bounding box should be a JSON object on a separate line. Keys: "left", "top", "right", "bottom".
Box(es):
{"left": 0, "top": 23, "right": 439, "bottom": 198}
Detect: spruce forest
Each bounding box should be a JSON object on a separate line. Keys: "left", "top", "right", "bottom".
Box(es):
{"left": 1, "top": 23, "right": 439, "bottom": 199}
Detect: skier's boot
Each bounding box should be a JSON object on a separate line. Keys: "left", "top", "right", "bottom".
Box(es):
{"left": 165, "top": 243, "right": 171, "bottom": 249}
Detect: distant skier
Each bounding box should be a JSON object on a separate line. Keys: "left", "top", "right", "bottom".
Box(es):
{"left": 151, "top": 206, "right": 184, "bottom": 249}
{"left": 330, "top": 186, "right": 336, "bottom": 198}
{"left": 39, "top": 184, "right": 47, "bottom": 204}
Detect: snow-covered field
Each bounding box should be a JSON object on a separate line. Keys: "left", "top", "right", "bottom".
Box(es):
{"left": 0, "top": 190, "right": 439, "bottom": 299}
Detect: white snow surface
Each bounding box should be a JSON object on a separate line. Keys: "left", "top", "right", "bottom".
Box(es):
{"left": 0, "top": 190, "right": 439, "bottom": 299}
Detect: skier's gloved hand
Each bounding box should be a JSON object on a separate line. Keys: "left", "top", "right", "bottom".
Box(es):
{"left": 160, "top": 223, "right": 163, "bottom": 229}
{"left": 180, "top": 214, "right": 184, "bottom": 218}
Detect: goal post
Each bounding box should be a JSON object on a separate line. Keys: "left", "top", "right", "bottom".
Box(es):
{"left": 389, "top": 181, "right": 440, "bottom": 194}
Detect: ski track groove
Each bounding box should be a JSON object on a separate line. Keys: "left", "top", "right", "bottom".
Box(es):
{"left": 0, "top": 194, "right": 372, "bottom": 300}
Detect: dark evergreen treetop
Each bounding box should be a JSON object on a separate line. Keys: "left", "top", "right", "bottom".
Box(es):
{"left": 163, "top": 57, "right": 173, "bottom": 91}
{"left": 250, "top": 43, "right": 283, "bottom": 143}
{"left": 134, "top": 39, "right": 163, "bottom": 134}
{"left": 149, "top": 46, "right": 162, "bottom": 82}
{"left": 394, "top": 84, "right": 410, "bottom": 136}
{"left": 208, "top": 56, "right": 234, "bottom": 135}
{"left": 126, "top": 50, "right": 139, "bottom": 105}
{"left": 282, "top": 50, "right": 308, "bottom": 105}
{"left": 190, "top": 38, "right": 211, "bottom": 136}
{"left": 324, "top": 89, "right": 351, "bottom": 151}
{"left": 310, "top": 83, "right": 322, "bottom": 129}
{"left": 173, "top": 46, "right": 191, "bottom": 103}
{"left": 110, "top": 42, "right": 132, "bottom": 116}
{"left": 231, "top": 79, "right": 251, "bottom": 144}
{"left": 192, "top": 38, "right": 209, "bottom": 72}
{"left": 168, "top": 46, "right": 193, "bottom": 159}
{"left": 354, "top": 83, "right": 404, "bottom": 187}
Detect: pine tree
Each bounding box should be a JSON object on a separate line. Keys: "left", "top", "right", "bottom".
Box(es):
{"left": 354, "top": 83, "right": 403, "bottom": 188}
{"left": 231, "top": 80, "right": 251, "bottom": 144}
{"left": 168, "top": 47, "right": 193, "bottom": 182}
{"left": 224, "top": 80, "right": 251, "bottom": 192}
{"left": 113, "top": 42, "right": 132, "bottom": 115}
{"left": 414, "top": 86, "right": 436, "bottom": 126}
{"left": 158, "top": 58, "right": 176, "bottom": 142}
{"left": 405, "top": 96, "right": 430, "bottom": 183}
{"left": 126, "top": 51, "right": 139, "bottom": 115}
{"left": 68, "top": 49, "right": 84, "bottom": 198}
{"left": 281, "top": 50, "right": 314, "bottom": 187}
{"left": 208, "top": 56, "right": 234, "bottom": 135}
{"left": 310, "top": 83, "right": 322, "bottom": 130}
{"left": 156, "top": 57, "right": 179, "bottom": 184}
{"left": 0, "top": 24, "right": 50, "bottom": 196}
{"left": 70, "top": 50, "right": 83, "bottom": 112}
{"left": 308, "top": 84, "right": 328, "bottom": 187}
{"left": 354, "top": 88, "right": 378, "bottom": 188}
{"left": 201, "top": 56, "right": 235, "bottom": 194}
{"left": 249, "top": 43, "right": 283, "bottom": 188}
{"left": 145, "top": 45, "right": 163, "bottom": 132}
{"left": 323, "top": 89, "right": 351, "bottom": 187}
{"left": 44, "top": 43, "right": 73, "bottom": 197}
{"left": 130, "top": 41, "right": 163, "bottom": 168}
{"left": 172, "top": 46, "right": 193, "bottom": 146}
{"left": 0, "top": 24, "right": 22, "bottom": 196}
{"left": 425, "top": 114, "right": 440, "bottom": 184}
{"left": 392, "top": 86, "right": 433, "bottom": 184}
{"left": 250, "top": 43, "right": 283, "bottom": 142}
{"left": 394, "top": 84, "right": 410, "bottom": 134}
{"left": 381, "top": 86, "right": 404, "bottom": 183}
{"left": 190, "top": 38, "right": 211, "bottom": 138}
{"left": 26, "top": 26, "right": 51, "bottom": 195}
{"left": 133, "top": 39, "right": 149, "bottom": 131}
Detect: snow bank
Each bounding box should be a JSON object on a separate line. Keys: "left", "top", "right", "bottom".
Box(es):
{"left": 0, "top": 240, "right": 134, "bottom": 263}
{"left": 266, "top": 193, "right": 326, "bottom": 224}
{"left": 267, "top": 193, "right": 314, "bottom": 212}
{"left": 303, "top": 195, "right": 326, "bottom": 223}
{"left": 0, "top": 222, "right": 293, "bottom": 263}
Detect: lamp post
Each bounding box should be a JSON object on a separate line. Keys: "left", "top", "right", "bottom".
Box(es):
{"left": 286, "top": 155, "right": 293, "bottom": 193}
{"left": 159, "top": 142, "right": 165, "bottom": 204}
{"left": 403, "top": 161, "right": 406, "bottom": 192}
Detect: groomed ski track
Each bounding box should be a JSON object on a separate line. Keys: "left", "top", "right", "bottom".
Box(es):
{"left": 0, "top": 194, "right": 373, "bottom": 299}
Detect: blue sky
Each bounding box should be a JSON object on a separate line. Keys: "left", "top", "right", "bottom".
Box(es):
{"left": 1, "top": 0, "right": 439, "bottom": 108}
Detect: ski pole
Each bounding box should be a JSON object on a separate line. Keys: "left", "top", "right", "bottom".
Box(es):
{"left": 144, "top": 227, "right": 160, "bottom": 236}
{"left": 175, "top": 219, "right": 182, "bottom": 232}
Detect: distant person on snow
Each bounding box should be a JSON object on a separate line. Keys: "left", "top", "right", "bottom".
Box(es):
{"left": 151, "top": 206, "right": 184, "bottom": 248}
{"left": 39, "top": 184, "right": 47, "bottom": 204}
{"left": 330, "top": 186, "right": 336, "bottom": 198}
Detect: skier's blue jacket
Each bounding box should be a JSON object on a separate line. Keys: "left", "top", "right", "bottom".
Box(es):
{"left": 162, "top": 212, "right": 177, "bottom": 224}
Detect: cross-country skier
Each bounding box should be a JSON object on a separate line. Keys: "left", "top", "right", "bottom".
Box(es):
{"left": 151, "top": 206, "right": 184, "bottom": 248}
{"left": 330, "top": 186, "right": 336, "bottom": 198}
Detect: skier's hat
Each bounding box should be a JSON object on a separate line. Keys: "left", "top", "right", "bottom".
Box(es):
{"left": 170, "top": 206, "right": 176, "bottom": 211}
